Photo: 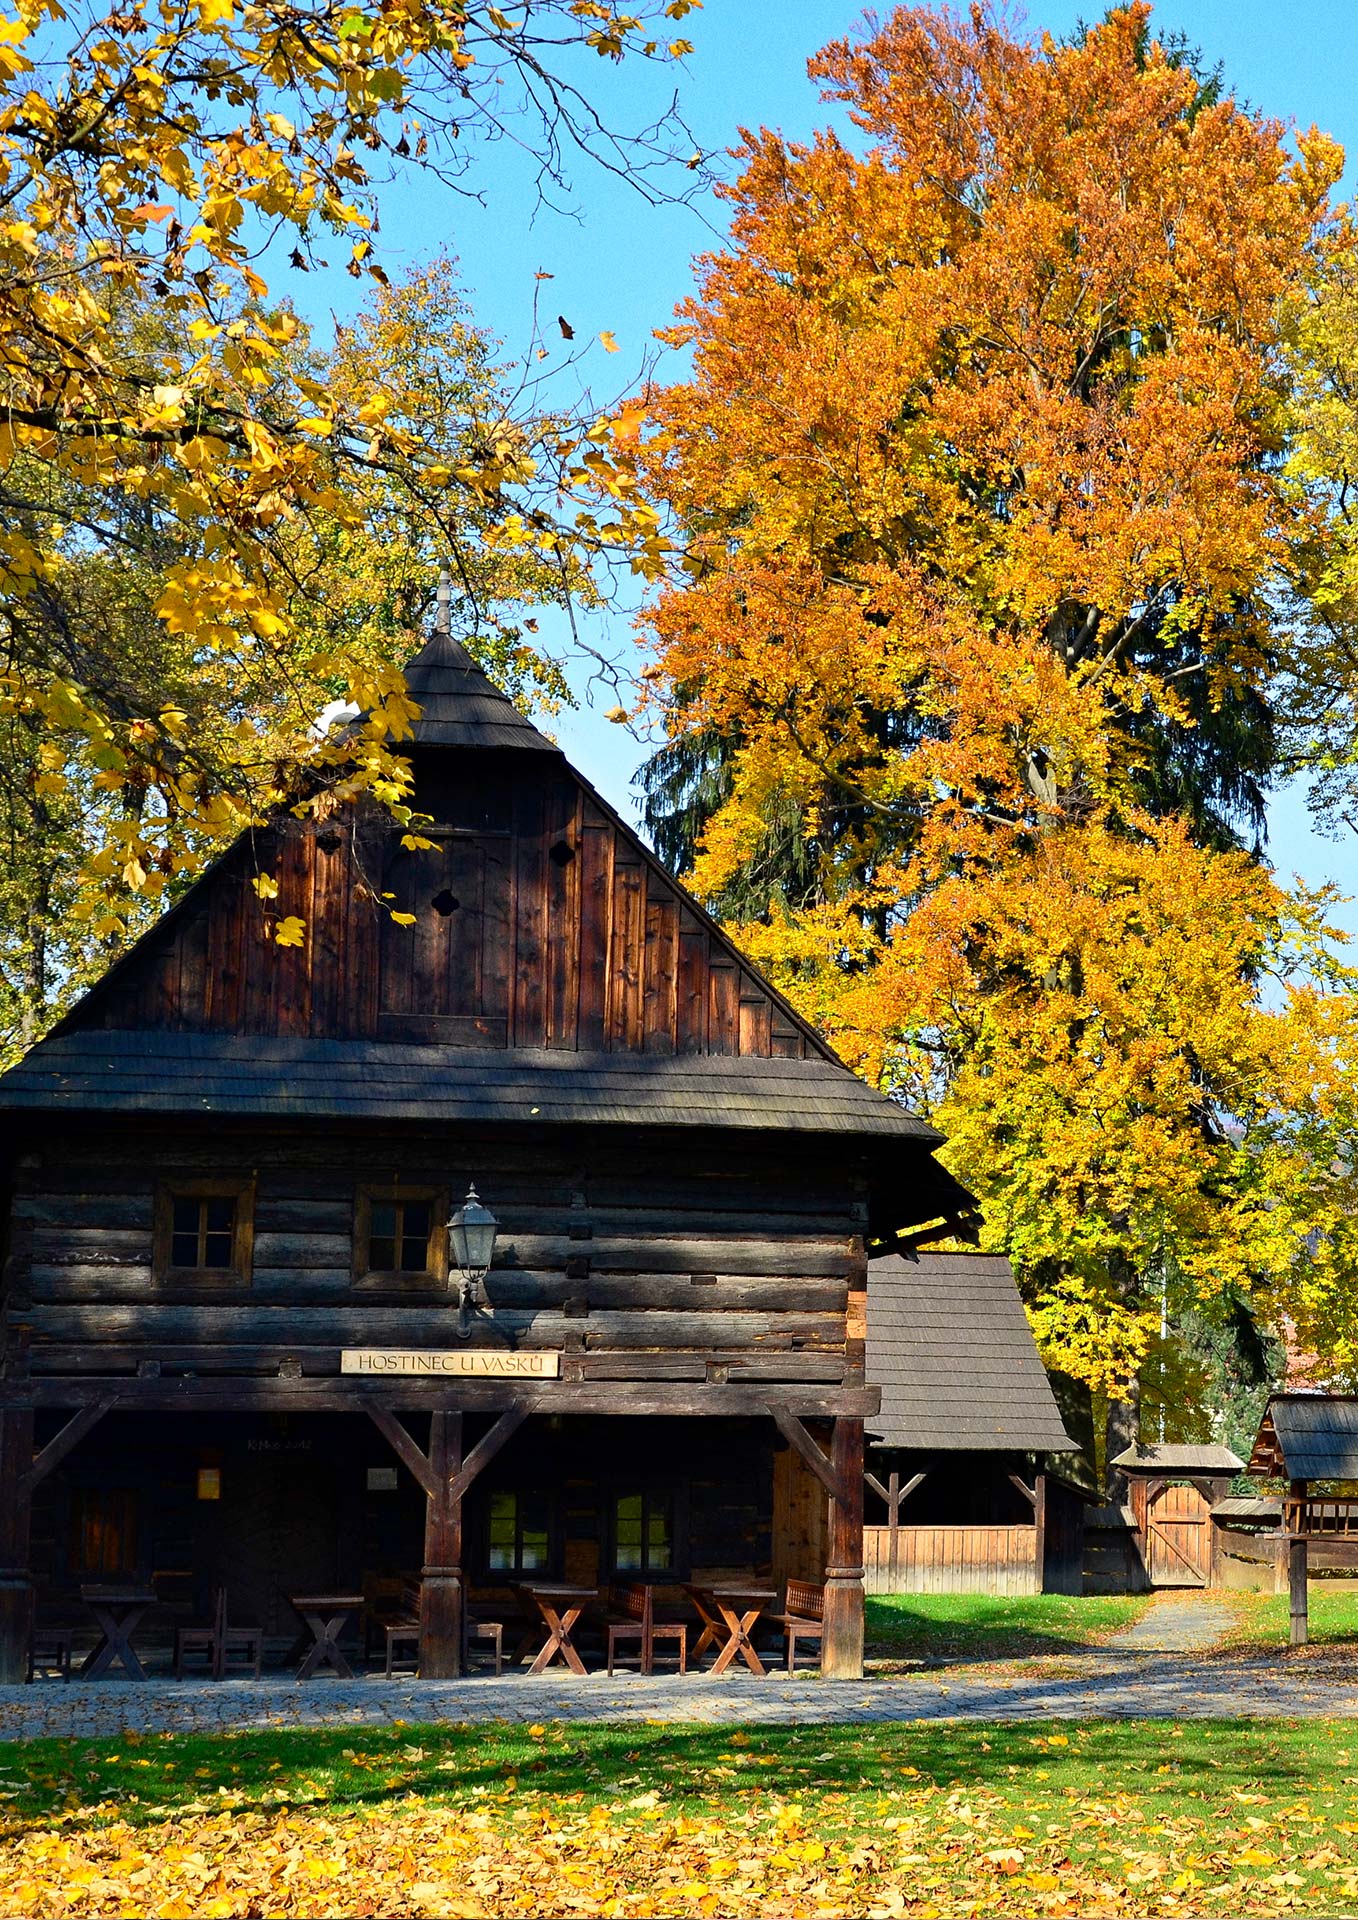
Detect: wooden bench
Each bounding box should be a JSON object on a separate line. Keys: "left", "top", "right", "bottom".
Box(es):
{"left": 772, "top": 1579, "right": 825, "bottom": 1672}
{"left": 604, "top": 1585, "right": 686, "bottom": 1676}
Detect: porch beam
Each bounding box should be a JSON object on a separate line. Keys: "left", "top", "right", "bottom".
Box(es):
{"left": 770, "top": 1407, "right": 841, "bottom": 1503}
{"left": 864, "top": 1468, "right": 927, "bottom": 1510}
{"left": 421, "top": 1412, "right": 465, "bottom": 1679}
{"left": 364, "top": 1402, "right": 439, "bottom": 1499}
{"left": 1007, "top": 1472, "right": 1038, "bottom": 1512}
{"left": 448, "top": 1407, "right": 527, "bottom": 1504}
{"left": 822, "top": 1417, "right": 866, "bottom": 1679}
{"left": 21, "top": 1397, "right": 118, "bottom": 1496}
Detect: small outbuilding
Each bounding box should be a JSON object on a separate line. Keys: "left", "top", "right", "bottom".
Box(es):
{"left": 1106, "top": 1443, "right": 1244, "bottom": 1590}
{"left": 863, "top": 1251, "right": 1084, "bottom": 1595}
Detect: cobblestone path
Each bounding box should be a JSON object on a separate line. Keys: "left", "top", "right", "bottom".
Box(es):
{"left": 2, "top": 1595, "right": 1347, "bottom": 1739}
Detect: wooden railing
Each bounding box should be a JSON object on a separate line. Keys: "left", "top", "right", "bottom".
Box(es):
{"left": 1283, "top": 1497, "right": 1358, "bottom": 1535}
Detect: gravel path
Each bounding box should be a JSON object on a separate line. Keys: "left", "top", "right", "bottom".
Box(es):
{"left": 2, "top": 1595, "right": 1348, "bottom": 1738}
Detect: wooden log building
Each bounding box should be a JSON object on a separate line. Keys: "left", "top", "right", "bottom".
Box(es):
{"left": 863, "top": 1252, "right": 1083, "bottom": 1595}
{"left": 0, "top": 627, "right": 979, "bottom": 1681}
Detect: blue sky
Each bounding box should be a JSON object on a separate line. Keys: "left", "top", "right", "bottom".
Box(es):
{"left": 315, "top": 1, "right": 1358, "bottom": 926}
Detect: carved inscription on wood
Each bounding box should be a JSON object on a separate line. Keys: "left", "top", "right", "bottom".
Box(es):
{"left": 341, "top": 1349, "right": 561, "bottom": 1378}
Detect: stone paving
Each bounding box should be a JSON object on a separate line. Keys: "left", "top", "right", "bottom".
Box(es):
{"left": 3, "top": 1596, "right": 1356, "bottom": 1739}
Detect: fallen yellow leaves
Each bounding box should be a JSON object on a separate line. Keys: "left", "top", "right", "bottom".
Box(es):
{"left": 3, "top": 1791, "right": 1358, "bottom": 1919}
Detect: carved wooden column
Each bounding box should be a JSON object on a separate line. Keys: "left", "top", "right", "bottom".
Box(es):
{"left": 0, "top": 1409, "right": 34, "bottom": 1685}
{"left": 823, "top": 1416, "right": 865, "bottom": 1679}
{"left": 421, "top": 1411, "right": 464, "bottom": 1679}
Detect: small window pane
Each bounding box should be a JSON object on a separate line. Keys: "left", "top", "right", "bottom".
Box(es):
{"left": 370, "top": 1202, "right": 398, "bottom": 1240}
{"left": 615, "top": 1492, "right": 644, "bottom": 1572}
{"left": 201, "top": 1231, "right": 233, "bottom": 1269}
{"left": 399, "top": 1200, "right": 432, "bottom": 1271}
{"left": 204, "top": 1197, "right": 235, "bottom": 1234}
{"left": 647, "top": 1500, "right": 672, "bottom": 1568}
{"left": 171, "top": 1230, "right": 199, "bottom": 1268}
{"left": 368, "top": 1236, "right": 396, "bottom": 1273}
{"left": 171, "top": 1198, "right": 199, "bottom": 1236}
{"left": 487, "top": 1490, "right": 517, "bottom": 1571}
{"left": 520, "top": 1493, "right": 551, "bottom": 1573}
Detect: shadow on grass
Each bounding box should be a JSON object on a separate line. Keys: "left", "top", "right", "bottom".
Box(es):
{"left": 1, "top": 1715, "right": 1342, "bottom": 1841}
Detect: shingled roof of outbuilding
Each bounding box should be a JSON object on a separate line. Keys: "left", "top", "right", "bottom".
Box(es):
{"left": 0, "top": 1029, "right": 957, "bottom": 1143}
{"left": 403, "top": 627, "right": 559, "bottom": 752}
{"left": 1249, "top": 1394, "right": 1358, "bottom": 1480}
{"left": 866, "top": 1250, "right": 1077, "bottom": 1453}
{"left": 1110, "top": 1443, "right": 1244, "bottom": 1474}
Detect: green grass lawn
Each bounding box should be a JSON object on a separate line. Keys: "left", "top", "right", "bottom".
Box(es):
{"left": 6, "top": 1719, "right": 1358, "bottom": 1914}
{"left": 864, "top": 1590, "right": 1151, "bottom": 1661}
{"left": 1223, "top": 1583, "right": 1358, "bottom": 1651}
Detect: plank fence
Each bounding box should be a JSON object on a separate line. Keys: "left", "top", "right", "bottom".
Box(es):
{"left": 864, "top": 1523, "right": 1039, "bottom": 1595}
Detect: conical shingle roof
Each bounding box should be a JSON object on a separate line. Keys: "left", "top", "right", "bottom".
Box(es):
{"left": 403, "top": 627, "right": 557, "bottom": 753}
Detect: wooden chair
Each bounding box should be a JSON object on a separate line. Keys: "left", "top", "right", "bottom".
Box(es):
{"left": 383, "top": 1583, "right": 505, "bottom": 1677}
{"left": 217, "top": 1591, "right": 263, "bottom": 1679}
{"left": 174, "top": 1589, "right": 262, "bottom": 1679}
{"left": 772, "top": 1578, "right": 825, "bottom": 1671}
{"left": 28, "top": 1623, "right": 73, "bottom": 1682}
{"left": 605, "top": 1585, "right": 687, "bottom": 1676}
{"left": 175, "top": 1588, "right": 225, "bottom": 1678}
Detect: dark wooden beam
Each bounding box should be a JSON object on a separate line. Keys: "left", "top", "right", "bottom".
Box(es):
{"left": 364, "top": 1402, "right": 439, "bottom": 1498}
{"left": 15, "top": 1378, "right": 882, "bottom": 1420}
{"left": 422, "top": 1411, "right": 464, "bottom": 1678}
{"left": 0, "top": 1409, "right": 33, "bottom": 1685}
{"left": 864, "top": 1468, "right": 927, "bottom": 1510}
{"left": 448, "top": 1407, "right": 527, "bottom": 1503}
{"left": 771, "top": 1406, "right": 840, "bottom": 1502}
{"left": 20, "top": 1398, "right": 117, "bottom": 1497}
{"left": 1007, "top": 1472, "right": 1038, "bottom": 1512}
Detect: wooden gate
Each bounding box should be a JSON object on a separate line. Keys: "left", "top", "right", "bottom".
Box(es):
{"left": 1145, "top": 1481, "right": 1211, "bottom": 1587}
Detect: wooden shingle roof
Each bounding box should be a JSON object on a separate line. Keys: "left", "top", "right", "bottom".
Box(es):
{"left": 403, "top": 628, "right": 559, "bottom": 753}
{"left": 0, "top": 1030, "right": 950, "bottom": 1142}
{"left": 1249, "top": 1394, "right": 1358, "bottom": 1480}
{"left": 866, "top": 1250, "right": 1077, "bottom": 1453}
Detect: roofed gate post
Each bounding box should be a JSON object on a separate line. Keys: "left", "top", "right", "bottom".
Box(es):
{"left": 823, "top": 1416, "right": 865, "bottom": 1679}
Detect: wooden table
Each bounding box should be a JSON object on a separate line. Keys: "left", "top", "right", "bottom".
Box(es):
{"left": 684, "top": 1584, "right": 776, "bottom": 1676}
{"left": 516, "top": 1584, "right": 595, "bottom": 1676}
{"left": 289, "top": 1593, "right": 365, "bottom": 1680}
{"left": 79, "top": 1585, "right": 158, "bottom": 1680}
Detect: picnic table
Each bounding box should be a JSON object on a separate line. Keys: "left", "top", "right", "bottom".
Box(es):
{"left": 516, "top": 1584, "right": 595, "bottom": 1675}
{"left": 289, "top": 1592, "right": 365, "bottom": 1680}
{"left": 79, "top": 1584, "right": 158, "bottom": 1680}
{"left": 683, "top": 1583, "right": 777, "bottom": 1676}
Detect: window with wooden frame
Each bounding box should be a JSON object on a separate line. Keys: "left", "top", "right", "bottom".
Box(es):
{"left": 608, "top": 1484, "right": 687, "bottom": 1580}
{"left": 482, "top": 1489, "right": 559, "bottom": 1578}
{"left": 353, "top": 1184, "right": 447, "bottom": 1288}
{"left": 153, "top": 1178, "right": 254, "bottom": 1284}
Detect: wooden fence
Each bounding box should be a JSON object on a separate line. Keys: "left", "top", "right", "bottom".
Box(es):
{"left": 864, "top": 1523, "right": 1040, "bottom": 1595}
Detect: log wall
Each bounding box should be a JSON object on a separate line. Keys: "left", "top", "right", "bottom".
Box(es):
{"left": 5, "top": 1127, "right": 864, "bottom": 1386}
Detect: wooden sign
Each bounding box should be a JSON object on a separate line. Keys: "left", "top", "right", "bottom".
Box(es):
{"left": 341, "top": 1348, "right": 560, "bottom": 1378}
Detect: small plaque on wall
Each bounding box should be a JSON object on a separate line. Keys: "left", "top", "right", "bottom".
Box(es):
{"left": 366, "top": 1467, "right": 399, "bottom": 1492}
{"left": 341, "top": 1349, "right": 561, "bottom": 1378}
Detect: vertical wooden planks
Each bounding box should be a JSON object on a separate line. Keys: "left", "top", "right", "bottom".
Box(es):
{"left": 273, "top": 826, "right": 313, "bottom": 1037}
{"left": 480, "top": 840, "right": 512, "bottom": 1030}
{"left": 204, "top": 860, "right": 246, "bottom": 1033}
{"left": 308, "top": 824, "right": 346, "bottom": 1038}
{"left": 609, "top": 859, "right": 645, "bottom": 1050}
{"left": 708, "top": 964, "right": 739, "bottom": 1056}
{"left": 545, "top": 782, "right": 581, "bottom": 1050}
{"left": 642, "top": 892, "right": 678, "bottom": 1053}
{"left": 676, "top": 917, "right": 708, "bottom": 1054}
{"left": 176, "top": 913, "right": 208, "bottom": 1031}
{"left": 577, "top": 810, "right": 614, "bottom": 1050}
{"left": 738, "top": 986, "right": 772, "bottom": 1058}
{"left": 344, "top": 817, "right": 384, "bottom": 1039}
{"left": 513, "top": 781, "right": 548, "bottom": 1047}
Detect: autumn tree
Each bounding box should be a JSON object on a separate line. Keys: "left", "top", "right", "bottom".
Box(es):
{"left": 635, "top": 2, "right": 1357, "bottom": 1433}
{"left": 0, "top": 0, "right": 693, "bottom": 966}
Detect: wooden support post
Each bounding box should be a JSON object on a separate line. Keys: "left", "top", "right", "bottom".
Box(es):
{"left": 1289, "top": 1477, "right": 1309, "bottom": 1649}
{"left": 887, "top": 1468, "right": 900, "bottom": 1586}
{"left": 823, "top": 1416, "right": 865, "bottom": 1680}
{"left": 0, "top": 1409, "right": 34, "bottom": 1685}
{"left": 421, "top": 1411, "right": 464, "bottom": 1679}
{"left": 1034, "top": 1471, "right": 1048, "bottom": 1595}
{"left": 1289, "top": 1533, "right": 1309, "bottom": 1648}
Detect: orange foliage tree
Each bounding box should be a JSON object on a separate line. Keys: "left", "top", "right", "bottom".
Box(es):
{"left": 637, "top": 3, "right": 1358, "bottom": 1423}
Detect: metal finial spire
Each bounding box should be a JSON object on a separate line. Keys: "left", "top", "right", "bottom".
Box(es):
{"left": 435, "top": 568, "right": 452, "bottom": 639}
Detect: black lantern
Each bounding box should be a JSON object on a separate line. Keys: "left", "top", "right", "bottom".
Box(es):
{"left": 449, "top": 1183, "right": 498, "bottom": 1335}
